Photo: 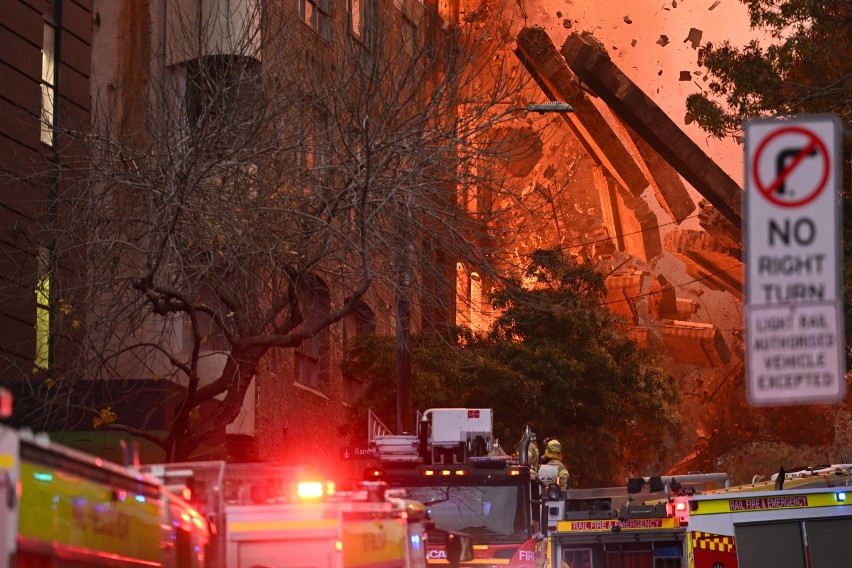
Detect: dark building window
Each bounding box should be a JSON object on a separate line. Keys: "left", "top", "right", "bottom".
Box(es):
{"left": 342, "top": 300, "right": 375, "bottom": 404}
{"left": 350, "top": 0, "right": 377, "bottom": 47}
{"left": 184, "top": 54, "right": 261, "bottom": 156}
{"left": 41, "top": 23, "right": 56, "bottom": 146}
{"left": 295, "top": 279, "right": 331, "bottom": 393}
{"left": 300, "top": 0, "right": 332, "bottom": 40}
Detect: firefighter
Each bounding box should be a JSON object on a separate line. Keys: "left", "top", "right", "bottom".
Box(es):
{"left": 539, "top": 439, "right": 569, "bottom": 490}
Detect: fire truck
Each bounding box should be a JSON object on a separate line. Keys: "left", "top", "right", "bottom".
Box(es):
{"left": 142, "top": 461, "right": 469, "bottom": 568}
{"left": 365, "top": 408, "right": 547, "bottom": 567}
{"left": 541, "top": 473, "right": 730, "bottom": 568}
{"left": 0, "top": 422, "right": 209, "bottom": 568}
{"left": 541, "top": 464, "right": 852, "bottom": 568}
{"left": 683, "top": 465, "right": 852, "bottom": 568}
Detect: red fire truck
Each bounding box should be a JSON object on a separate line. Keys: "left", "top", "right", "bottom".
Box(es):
{"left": 365, "top": 409, "right": 547, "bottom": 567}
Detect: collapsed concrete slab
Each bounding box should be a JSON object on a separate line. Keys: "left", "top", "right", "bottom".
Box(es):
{"left": 661, "top": 320, "right": 731, "bottom": 368}
{"left": 605, "top": 271, "right": 645, "bottom": 323}
{"left": 595, "top": 167, "right": 663, "bottom": 263}
{"left": 560, "top": 31, "right": 743, "bottom": 236}
{"left": 611, "top": 115, "right": 695, "bottom": 223}
{"left": 664, "top": 230, "right": 744, "bottom": 299}
{"left": 515, "top": 27, "right": 648, "bottom": 196}
{"left": 515, "top": 27, "right": 698, "bottom": 225}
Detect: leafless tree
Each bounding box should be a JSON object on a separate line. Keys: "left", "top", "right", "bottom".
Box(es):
{"left": 4, "top": 0, "right": 561, "bottom": 460}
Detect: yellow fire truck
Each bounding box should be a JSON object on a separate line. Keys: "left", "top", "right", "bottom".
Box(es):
{"left": 0, "top": 422, "right": 209, "bottom": 568}
{"left": 537, "top": 458, "right": 852, "bottom": 568}
{"left": 684, "top": 466, "right": 852, "bottom": 568}
{"left": 541, "top": 474, "right": 730, "bottom": 568}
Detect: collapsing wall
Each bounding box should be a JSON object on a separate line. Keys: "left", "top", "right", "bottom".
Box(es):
{"left": 514, "top": 26, "right": 742, "bottom": 369}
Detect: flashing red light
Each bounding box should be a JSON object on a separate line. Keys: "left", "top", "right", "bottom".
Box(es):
{"left": 297, "top": 482, "right": 324, "bottom": 499}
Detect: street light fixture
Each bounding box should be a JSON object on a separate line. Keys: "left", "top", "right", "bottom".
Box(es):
{"left": 490, "top": 101, "right": 575, "bottom": 124}
{"left": 522, "top": 101, "right": 575, "bottom": 113}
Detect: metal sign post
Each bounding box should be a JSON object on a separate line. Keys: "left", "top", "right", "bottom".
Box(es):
{"left": 744, "top": 115, "right": 844, "bottom": 406}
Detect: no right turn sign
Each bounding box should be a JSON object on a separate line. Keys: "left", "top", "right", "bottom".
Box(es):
{"left": 744, "top": 115, "right": 845, "bottom": 406}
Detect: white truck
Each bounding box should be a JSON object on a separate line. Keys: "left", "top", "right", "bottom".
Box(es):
{"left": 142, "top": 461, "right": 470, "bottom": 568}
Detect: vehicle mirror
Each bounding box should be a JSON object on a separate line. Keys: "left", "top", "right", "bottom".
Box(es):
{"left": 446, "top": 532, "right": 473, "bottom": 567}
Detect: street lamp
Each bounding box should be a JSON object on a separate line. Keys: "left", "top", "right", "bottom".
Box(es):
{"left": 521, "top": 101, "right": 575, "bottom": 113}
{"left": 488, "top": 101, "right": 575, "bottom": 125}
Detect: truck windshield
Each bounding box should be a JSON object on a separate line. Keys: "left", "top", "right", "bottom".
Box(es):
{"left": 402, "top": 484, "right": 527, "bottom": 541}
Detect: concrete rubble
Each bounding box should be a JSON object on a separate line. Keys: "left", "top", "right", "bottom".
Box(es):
{"left": 514, "top": 25, "right": 745, "bottom": 368}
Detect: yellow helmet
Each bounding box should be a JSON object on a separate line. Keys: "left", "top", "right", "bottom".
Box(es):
{"left": 543, "top": 439, "right": 562, "bottom": 459}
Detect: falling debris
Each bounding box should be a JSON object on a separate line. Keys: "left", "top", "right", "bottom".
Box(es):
{"left": 679, "top": 71, "right": 692, "bottom": 81}
{"left": 657, "top": 35, "right": 670, "bottom": 47}
{"left": 563, "top": 19, "right": 572, "bottom": 29}
{"left": 672, "top": 0, "right": 678, "bottom": 7}
{"left": 685, "top": 112, "right": 694, "bottom": 125}
{"left": 684, "top": 28, "right": 703, "bottom": 48}
{"left": 556, "top": 10, "right": 562, "bottom": 17}
{"left": 581, "top": 31, "right": 608, "bottom": 53}
{"left": 631, "top": 39, "right": 638, "bottom": 47}
{"left": 658, "top": 69, "right": 664, "bottom": 75}
{"left": 623, "top": 15, "right": 632, "bottom": 24}
{"left": 709, "top": 0, "right": 721, "bottom": 9}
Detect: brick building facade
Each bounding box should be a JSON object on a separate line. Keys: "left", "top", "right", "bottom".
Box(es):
{"left": 1, "top": 0, "right": 748, "bottom": 476}
{"left": 1, "top": 1, "right": 93, "bottom": 402}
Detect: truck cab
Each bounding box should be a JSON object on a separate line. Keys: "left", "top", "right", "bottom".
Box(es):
{"left": 366, "top": 409, "right": 546, "bottom": 567}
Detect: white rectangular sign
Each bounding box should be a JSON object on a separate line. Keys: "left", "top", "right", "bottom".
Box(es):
{"left": 746, "top": 303, "right": 844, "bottom": 405}
{"left": 744, "top": 115, "right": 844, "bottom": 406}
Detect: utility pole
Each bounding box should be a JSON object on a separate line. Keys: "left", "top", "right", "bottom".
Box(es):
{"left": 395, "top": 192, "right": 414, "bottom": 435}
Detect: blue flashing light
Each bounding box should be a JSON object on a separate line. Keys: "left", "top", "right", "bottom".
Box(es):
{"left": 410, "top": 534, "right": 422, "bottom": 550}
{"left": 135, "top": 494, "right": 146, "bottom": 503}
{"left": 836, "top": 492, "right": 846, "bottom": 502}
{"left": 33, "top": 471, "right": 53, "bottom": 482}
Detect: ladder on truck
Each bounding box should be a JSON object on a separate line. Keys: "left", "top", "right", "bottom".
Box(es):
{"left": 368, "top": 408, "right": 422, "bottom": 463}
